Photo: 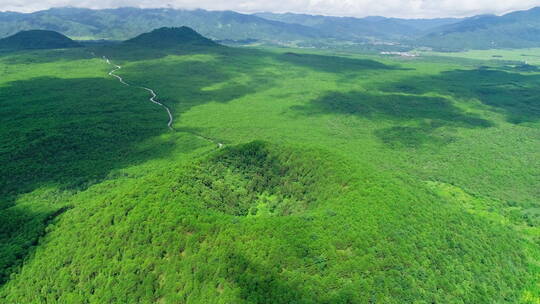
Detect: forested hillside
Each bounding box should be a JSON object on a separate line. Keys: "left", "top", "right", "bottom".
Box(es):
{"left": 255, "top": 12, "right": 461, "bottom": 40}
{"left": 0, "top": 7, "right": 462, "bottom": 47}
{"left": 0, "top": 7, "right": 323, "bottom": 42}
{"left": 124, "top": 27, "right": 218, "bottom": 48}
{"left": 0, "top": 26, "right": 538, "bottom": 302}
{"left": 0, "top": 30, "right": 80, "bottom": 50}
{"left": 418, "top": 7, "right": 540, "bottom": 50}
{"left": 2, "top": 6, "right": 540, "bottom": 50}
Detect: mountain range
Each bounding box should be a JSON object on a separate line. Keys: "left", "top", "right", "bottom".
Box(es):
{"left": 1, "top": 6, "right": 540, "bottom": 50}
{"left": 0, "top": 7, "right": 322, "bottom": 43}
{"left": 254, "top": 12, "right": 461, "bottom": 41}
{"left": 417, "top": 7, "right": 540, "bottom": 50}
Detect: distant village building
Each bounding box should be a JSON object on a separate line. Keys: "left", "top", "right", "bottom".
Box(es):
{"left": 380, "top": 51, "right": 418, "bottom": 57}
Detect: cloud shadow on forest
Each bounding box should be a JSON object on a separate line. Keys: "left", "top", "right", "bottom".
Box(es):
{"left": 292, "top": 91, "right": 493, "bottom": 148}
{"left": 94, "top": 43, "right": 231, "bottom": 62}
{"left": 114, "top": 51, "right": 275, "bottom": 119}
{"left": 276, "top": 52, "right": 409, "bottom": 74}
{"left": 382, "top": 68, "right": 540, "bottom": 125}
{"left": 0, "top": 205, "right": 71, "bottom": 285}
{"left": 0, "top": 75, "right": 212, "bottom": 286}
{"left": 0, "top": 45, "right": 269, "bottom": 284}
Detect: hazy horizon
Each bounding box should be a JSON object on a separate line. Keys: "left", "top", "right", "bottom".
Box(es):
{"left": 1, "top": 0, "right": 540, "bottom": 19}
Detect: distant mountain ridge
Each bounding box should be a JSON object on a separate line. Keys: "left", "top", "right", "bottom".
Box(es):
{"left": 418, "top": 7, "right": 540, "bottom": 50}
{"left": 254, "top": 12, "right": 462, "bottom": 41}
{"left": 0, "top": 7, "right": 324, "bottom": 43}
{"left": 1, "top": 6, "right": 540, "bottom": 50}
{"left": 0, "top": 29, "right": 80, "bottom": 50}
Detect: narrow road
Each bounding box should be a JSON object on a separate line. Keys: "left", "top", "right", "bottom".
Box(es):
{"left": 101, "top": 56, "right": 224, "bottom": 148}
{"left": 141, "top": 87, "right": 174, "bottom": 129}
{"left": 104, "top": 56, "right": 173, "bottom": 129}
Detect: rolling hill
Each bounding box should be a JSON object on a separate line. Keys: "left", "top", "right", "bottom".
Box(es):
{"left": 418, "top": 7, "right": 540, "bottom": 50}
{"left": 2, "top": 7, "right": 540, "bottom": 50}
{"left": 0, "top": 30, "right": 80, "bottom": 50}
{"left": 255, "top": 12, "right": 462, "bottom": 41}
{"left": 124, "top": 26, "right": 218, "bottom": 48}
{"left": 0, "top": 7, "right": 461, "bottom": 45}
{"left": 0, "top": 7, "right": 324, "bottom": 43}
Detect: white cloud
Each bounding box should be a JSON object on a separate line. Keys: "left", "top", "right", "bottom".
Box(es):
{"left": 1, "top": 0, "right": 540, "bottom": 18}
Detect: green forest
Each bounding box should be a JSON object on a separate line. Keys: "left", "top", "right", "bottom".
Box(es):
{"left": 0, "top": 27, "right": 539, "bottom": 303}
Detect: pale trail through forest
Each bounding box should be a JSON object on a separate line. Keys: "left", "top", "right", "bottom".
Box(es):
{"left": 102, "top": 56, "right": 224, "bottom": 149}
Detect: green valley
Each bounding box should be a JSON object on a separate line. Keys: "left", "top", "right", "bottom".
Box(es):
{"left": 0, "top": 22, "right": 538, "bottom": 303}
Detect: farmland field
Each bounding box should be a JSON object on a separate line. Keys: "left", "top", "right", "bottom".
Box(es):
{"left": 0, "top": 43, "right": 539, "bottom": 303}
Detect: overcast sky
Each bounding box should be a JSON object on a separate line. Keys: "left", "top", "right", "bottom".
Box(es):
{"left": 1, "top": 0, "right": 540, "bottom": 18}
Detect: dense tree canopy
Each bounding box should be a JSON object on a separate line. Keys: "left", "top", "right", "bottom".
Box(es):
{"left": 0, "top": 42, "right": 538, "bottom": 302}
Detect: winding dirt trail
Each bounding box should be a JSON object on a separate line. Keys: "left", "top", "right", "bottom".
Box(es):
{"left": 101, "top": 56, "right": 223, "bottom": 148}
{"left": 104, "top": 57, "right": 173, "bottom": 129}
